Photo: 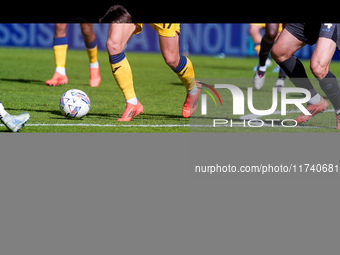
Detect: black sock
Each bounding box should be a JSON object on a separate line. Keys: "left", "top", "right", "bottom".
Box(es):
{"left": 278, "top": 55, "right": 318, "bottom": 97}
{"left": 259, "top": 37, "right": 274, "bottom": 67}
{"left": 319, "top": 71, "right": 340, "bottom": 111}
{"left": 278, "top": 66, "right": 287, "bottom": 79}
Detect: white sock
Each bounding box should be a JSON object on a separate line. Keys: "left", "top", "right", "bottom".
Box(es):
{"left": 308, "top": 93, "right": 321, "bottom": 105}
{"left": 258, "top": 65, "right": 267, "bottom": 72}
{"left": 0, "top": 102, "right": 8, "bottom": 119}
{"left": 55, "top": 67, "right": 66, "bottom": 75}
{"left": 335, "top": 109, "right": 340, "bottom": 115}
{"left": 126, "top": 97, "right": 138, "bottom": 105}
{"left": 89, "top": 61, "right": 99, "bottom": 68}
{"left": 189, "top": 85, "right": 199, "bottom": 95}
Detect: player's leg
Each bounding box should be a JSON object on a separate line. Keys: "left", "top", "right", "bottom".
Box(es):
{"left": 275, "top": 66, "right": 287, "bottom": 93}
{"left": 80, "top": 23, "right": 101, "bottom": 87}
{"left": 274, "top": 24, "right": 287, "bottom": 92}
{"left": 311, "top": 36, "right": 340, "bottom": 128}
{"left": 106, "top": 23, "right": 143, "bottom": 121}
{"left": 253, "top": 23, "right": 279, "bottom": 90}
{"left": 158, "top": 31, "right": 200, "bottom": 118}
{"left": 249, "top": 24, "right": 264, "bottom": 55}
{"left": 272, "top": 27, "right": 318, "bottom": 96}
{"left": 46, "top": 23, "right": 68, "bottom": 86}
{"left": 0, "top": 101, "right": 30, "bottom": 132}
{"left": 259, "top": 23, "right": 279, "bottom": 66}
{"left": 54, "top": 23, "right": 68, "bottom": 73}
{"left": 272, "top": 26, "right": 328, "bottom": 123}
{"left": 159, "top": 32, "right": 196, "bottom": 92}
{"left": 310, "top": 37, "right": 335, "bottom": 79}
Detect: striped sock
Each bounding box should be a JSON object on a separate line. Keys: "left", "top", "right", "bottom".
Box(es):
{"left": 109, "top": 51, "right": 126, "bottom": 64}
{"left": 173, "top": 55, "right": 196, "bottom": 92}
{"left": 85, "top": 39, "right": 99, "bottom": 67}
{"left": 53, "top": 36, "right": 68, "bottom": 74}
{"left": 54, "top": 36, "right": 68, "bottom": 46}
{"left": 172, "top": 55, "right": 187, "bottom": 73}
{"left": 109, "top": 52, "right": 136, "bottom": 101}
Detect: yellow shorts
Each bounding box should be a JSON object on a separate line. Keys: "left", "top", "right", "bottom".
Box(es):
{"left": 250, "top": 23, "right": 283, "bottom": 33}
{"left": 250, "top": 23, "right": 266, "bottom": 28}
{"left": 134, "top": 23, "right": 180, "bottom": 37}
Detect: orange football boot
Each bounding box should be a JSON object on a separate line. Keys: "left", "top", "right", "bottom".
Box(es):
{"left": 296, "top": 97, "right": 329, "bottom": 123}
{"left": 89, "top": 67, "right": 101, "bottom": 87}
{"left": 45, "top": 72, "right": 68, "bottom": 86}
{"left": 336, "top": 114, "right": 340, "bottom": 130}
{"left": 117, "top": 102, "right": 144, "bottom": 121}
{"left": 182, "top": 80, "right": 202, "bottom": 118}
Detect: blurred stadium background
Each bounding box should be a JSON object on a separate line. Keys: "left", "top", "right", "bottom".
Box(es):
{"left": 1, "top": 23, "right": 337, "bottom": 60}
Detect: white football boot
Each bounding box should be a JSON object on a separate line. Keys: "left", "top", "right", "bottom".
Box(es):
{"left": 1, "top": 112, "right": 30, "bottom": 132}
{"left": 253, "top": 66, "right": 266, "bottom": 90}
{"left": 275, "top": 78, "right": 285, "bottom": 93}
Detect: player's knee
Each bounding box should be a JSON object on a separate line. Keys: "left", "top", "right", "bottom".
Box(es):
{"left": 271, "top": 46, "right": 284, "bottom": 63}
{"left": 248, "top": 25, "right": 258, "bottom": 36}
{"left": 264, "top": 31, "right": 277, "bottom": 41}
{"left": 163, "top": 54, "right": 180, "bottom": 69}
{"left": 310, "top": 62, "right": 329, "bottom": 79}
{"left": 81, "top": 26, "right": 94, "bottom": 38}
{"left": 265, "top": 32, "right": 276, "bottom": 42}
{"left": 106, "top": 38, "right": 124, "bottom": 55}
{"left": 54, "top": 23, "right": 67, "bottom": 37}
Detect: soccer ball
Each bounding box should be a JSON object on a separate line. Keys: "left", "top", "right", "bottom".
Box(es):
{"left": 59, "top": 89, "right": 90, "bottom": 118}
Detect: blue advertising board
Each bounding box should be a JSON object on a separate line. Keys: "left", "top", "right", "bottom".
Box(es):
{"left": 0, "top": 23, "right": 338, "bottom": 60}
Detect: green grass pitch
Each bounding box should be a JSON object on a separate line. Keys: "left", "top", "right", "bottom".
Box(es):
{"left": 0, "top": 47, "right": 339, "bottom": 133}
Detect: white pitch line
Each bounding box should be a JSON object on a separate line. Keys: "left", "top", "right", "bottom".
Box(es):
{"left": 0, "top": 111, "right": 336, "bottom": 129}
{"left": 18, "top": 123, "right": 191, "bottom": 128}
{"left": 0, "top": 122, "right": 334, "bottom": 129}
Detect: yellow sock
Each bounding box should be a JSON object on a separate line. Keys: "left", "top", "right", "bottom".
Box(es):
{"left": 254, "top": 44, "right": 261, "bottom": 55}
{"left": 54, "top": 44, "right": 68, "bottom": 68}
{"left": 53, "top": 37, "right": 68, "bottom": 68}
{"left": 173, "top": 55, "right": 196, "bottom": 92}
{"left": 85, "top": 39, "right": 98, "bottom": 65}
{"left": 109, "top": 52, "right": 136, "bottom": 101}
{"left": 87, "top": 46, "right": 98, "bottom": 64}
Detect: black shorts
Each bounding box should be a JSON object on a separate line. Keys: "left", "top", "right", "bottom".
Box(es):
{"left": 285, "top": 23, "right": 340, "bottom": 49}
